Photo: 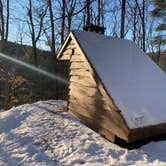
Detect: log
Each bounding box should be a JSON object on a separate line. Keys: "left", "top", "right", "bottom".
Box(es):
{"left": 70, "top": 53, "right": 86, "bottom": 62}
{"left": 69, "top": 83, "right": 101, "bottom": 97}
{"left": 70, "top": 76, "right": 97, "bottom": 87}
{"left": 127, "top": 123, "right": 166, "bottom": 143}
{"left": 70, "top": 69, "right": 92, "bottom": 78}
{"left": 70, "top": 61, "right": 87, "bottom": 70}
{"left": 60, "top": 49, "right": 73, "bottom": 60}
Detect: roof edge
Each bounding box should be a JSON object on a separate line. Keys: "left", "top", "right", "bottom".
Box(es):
{"left": 127, "top": 122, "right": 166, "bottom": 143}
{"left": 57, "top": 31, "right": 76, "bottom": 59}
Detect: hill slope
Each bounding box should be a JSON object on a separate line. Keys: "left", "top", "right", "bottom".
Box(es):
{"left": 0, "top": 41, "right": 69, "bottom": 109}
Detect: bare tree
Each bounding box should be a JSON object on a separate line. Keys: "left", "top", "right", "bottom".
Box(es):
{"left": 86, "top": 0, "right": 90, "bottom": 25}
{"left": 97, "top": 0, "right": 101, "bottom": 26}
{"left": 109, "top": 2, "right": 120, "bottom": 37}
{"left": 66, "top": 0, "right": 77, "bottom": 32}
{"left": 5, "top": 0, "right": 9, "bottom": 41}
{"left": 16, "top": 23, "right": 26, "bottom": 45}
{"left": 0, "top": 0, "right": 5, "bottom": 41}
{"left": 142, "top": 0, "right": 145, "bottom": 52}
{"left": 27, "top": 0, "right": 48, "bottom": 65}
{"left": 127, "top": 1, "right": 138, "bottom": 42}
{"left": 0, "top": 0, "right": 9, "bottom": 41}
{"left": 135, "top": 0, "right": 146, "bottom": 52}
{"left": 61, "top": 0, "right": 66, "bottom": 44}
{"left": 120, "top": 0, "right": 126, "bottom": 38}
{"left": 101, "top": 0, "right": 105, "bottom": 26}
{"left": 47, "top": 0, "right": 56, "bottom": 56}
{"left": 133, "top": 2, "right": 137, "bottom": 42}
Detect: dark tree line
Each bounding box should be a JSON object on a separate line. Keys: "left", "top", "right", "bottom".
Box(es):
{"left": 151, "top": 0, "right": 166, "bottom": 63}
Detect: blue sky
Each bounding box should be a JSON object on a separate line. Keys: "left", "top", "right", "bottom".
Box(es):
{"left": 7, "top": 0, "right": 165, "bottom": 52}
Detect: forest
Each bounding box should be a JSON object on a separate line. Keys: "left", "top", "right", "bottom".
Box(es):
{"left": 0, "top": 0, "right": 165, "bottom": 109}
{"left": 0, "top": 0, "right": 165, "bottom": 59}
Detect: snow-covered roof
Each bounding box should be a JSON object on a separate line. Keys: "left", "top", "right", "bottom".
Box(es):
{"left": 72, "top": 30, "right": 166, "bottom": 129}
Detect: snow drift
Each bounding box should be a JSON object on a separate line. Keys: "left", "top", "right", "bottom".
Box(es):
{"left": 0, "top": 100, "right": 165, "bottom": 166}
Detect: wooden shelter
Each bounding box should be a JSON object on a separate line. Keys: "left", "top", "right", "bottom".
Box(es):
{"left": 57, "top": 30, "right": 166, "bottom": 143}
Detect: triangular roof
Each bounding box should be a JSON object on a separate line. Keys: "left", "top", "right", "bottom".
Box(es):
{"left": 58, "top": 30, "right": 166, "bottom": 129}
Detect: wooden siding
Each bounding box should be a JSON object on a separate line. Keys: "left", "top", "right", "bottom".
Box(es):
{"left": 128, "top": 122, "right": 166, "bottom": 143}
{"left": 61, "top": 39, "right": 130, "bottom": 142}
{"left": 59, "top": 38, "right": 76, "bottom": 60}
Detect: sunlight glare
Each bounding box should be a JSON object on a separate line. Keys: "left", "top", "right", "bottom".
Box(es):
{"left": 0, "top": 52, "right": 68, "bottom": 85}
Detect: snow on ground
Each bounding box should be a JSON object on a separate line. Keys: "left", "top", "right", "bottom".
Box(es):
{"left": 0, "top": 100, "right": 165, "bottom": 166}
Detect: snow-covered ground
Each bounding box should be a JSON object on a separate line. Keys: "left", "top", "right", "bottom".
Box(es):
{"left": 0, "top": 100, "right": 165, "bottom": 166}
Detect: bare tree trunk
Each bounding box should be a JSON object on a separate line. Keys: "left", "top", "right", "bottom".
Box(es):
{"left": 68, "top": 17, "right": 72, "bottom": 32}
{"left": 0, "top": 0, "right": 5, "bottom": 51}
{"left": 61, "top": 0, "right": 66, "bottom": 44}
{"left": 86, "top": 0, "right": 90, "bottom": 25}
{"left": 101, "top": 0, "right": 104, "bottom": 26}
{"left": 27, "top": 0, "right": 47, "bottom": 65}
{"left": 48, "top": 0, "right": 56, "bottom": 57}
{"left": 142, "top": 0, "right": 145, "bottom": 52}
{"left": 28, "top": 0, "right": 38, "bottom": 65}
{"left": 5, "top": 0, "right": 9, "bottom": 41}
{"left": 97, "top": 0, "right": 101, "bottom": 26}
{"left": 0, "top": 0, "right": 4, "bottom": 41}
{"left": 135, "top": 0, "right": 146, "bottom": 52}
{"left": 157, "top": 42, "right": 161, "bottom": 64}
{"left": 133, "top": 3, "right": 137, "bottom": 42}
{"left": 120, "top": 0, "right": 126, "bottom": 38}
{"left": 83, "top": 5, "right": 86, "bottom": 27}
{"left": 18, "top": 23, "right": 25, "bottom": 45}
{"left": 66, "top": 0, "right": 77, "bottom": 33}
{"left": 33, "top": 42, "right": 38, "bottom": 65}
{"left": 0, "top": 0, "right": 9, "bottom": 51}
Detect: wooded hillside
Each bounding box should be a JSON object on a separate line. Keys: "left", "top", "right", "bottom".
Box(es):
{"left": 0, "top": 41, "right": 69, "bottom": 109}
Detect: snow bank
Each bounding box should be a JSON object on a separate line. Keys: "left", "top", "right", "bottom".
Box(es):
{"left": 0, "top": 100, "right": 165, "bottom": 166}
{"left": 73, "top": 30, "right": 166, "bottom": 129}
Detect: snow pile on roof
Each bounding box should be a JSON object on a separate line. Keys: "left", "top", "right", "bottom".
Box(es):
{"left": 73, "top": 30, "right": 166, "bottom": 129}
{"left": 0, "top": 100, "right": 166, "bottom": 166}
